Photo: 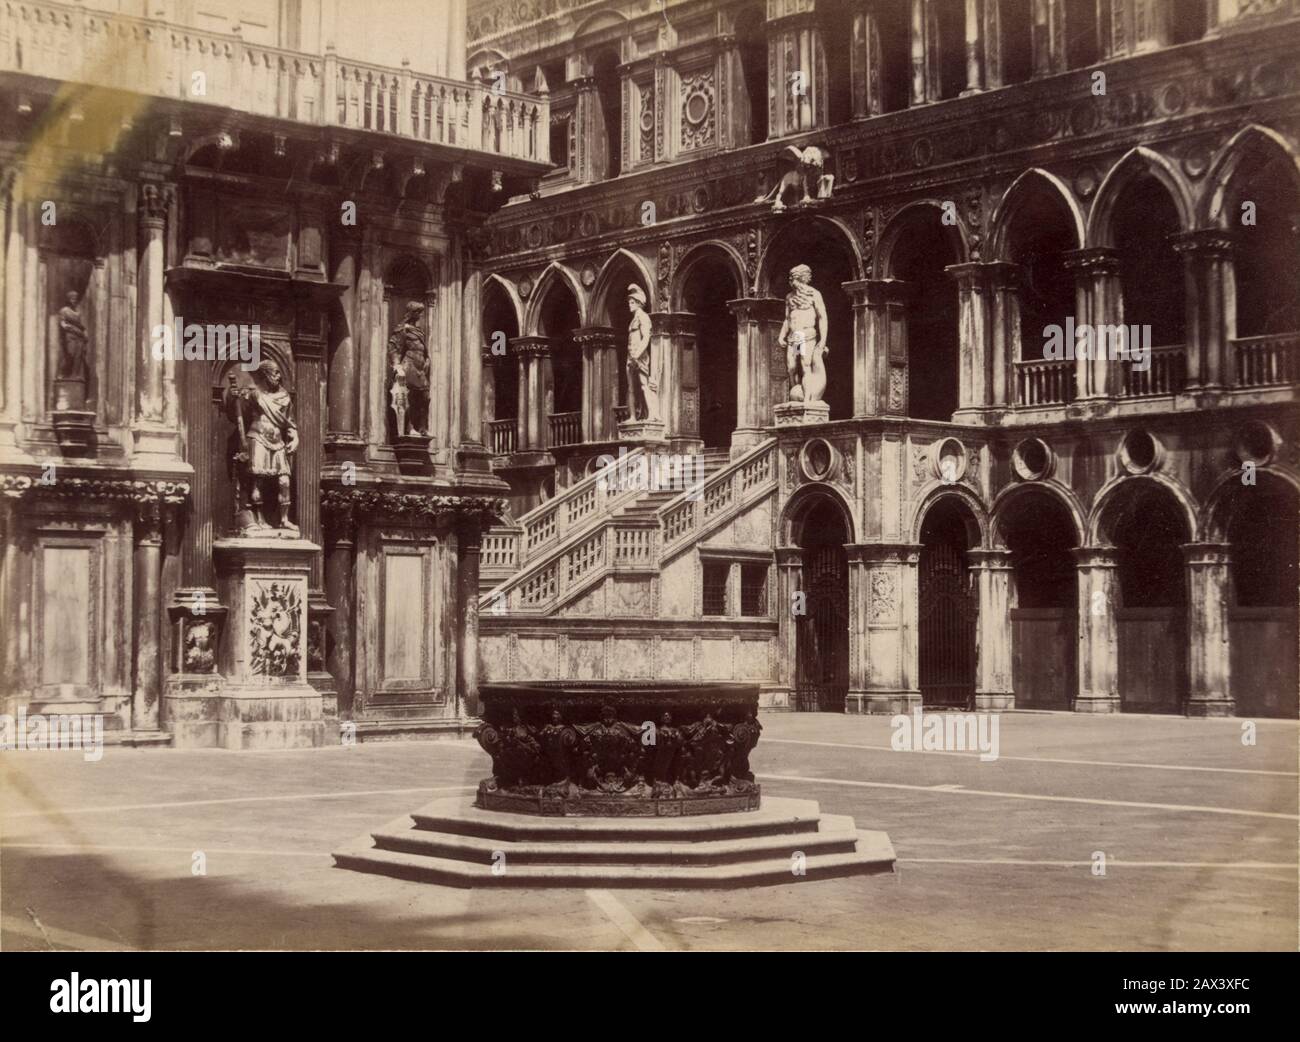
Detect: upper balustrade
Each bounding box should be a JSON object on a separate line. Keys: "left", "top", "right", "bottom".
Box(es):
{"left": 0, "top": 0, "right": 549, "bottom": 166}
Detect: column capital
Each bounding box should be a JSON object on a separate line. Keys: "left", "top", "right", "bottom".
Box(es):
{"left": 967, "top": 547, "right": 1014, "bottom": 569}
{"left": 1170, "top": 229, "right": 1237, "bottom": 257}
{"left": 138, "top": 182, "right": 174, "bottom": 228}
{"left": 649, "top": 311, "right": 698, "bottom": 336}
{"left": 572, "top": 325, "right": 618, "bottom": 349}
{"left": 775, "top": 545, "right": 803, "bottom": 567}
{"left": 510, "top": 334, "right": 552, "bottom": 358}
{"left": 1062, "top": 247, "right": 1122, "bottom": 276}
{"left": 1073, "top": 546, "right": 1120, "bottom": 568}
{"left": 845, "top": 542, "right": 923, "bottom": 565}
{"left": 727, "top": 297, "right": 784, "bottom": 321}
{"left": 1181, "top": 541, "right": 1232, "bottom": 565}
{"left": 842, "top": 278, "right": 914, "bottom": 306}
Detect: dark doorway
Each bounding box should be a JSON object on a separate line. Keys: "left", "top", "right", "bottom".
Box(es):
{"left": 1003, "top": 491, "right": 1078, "bottom": 709}
{"left": 892, "top": 209, "right": 961, "bottom": 420}
{"left": 795, "top": 499, "right": 849, "bottom": 712}
{"left": 919, "top": 499, "right": 978, "bottom": 708}
{"left": 736, "top": 5, "right": 768, "bottom": 144}
{"left": 681, "top": 254, "right": 739, "bottom": 449}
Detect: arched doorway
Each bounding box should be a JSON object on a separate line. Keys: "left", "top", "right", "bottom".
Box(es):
{"left": 919, "top": 498, "right": 979, "bottom": 708}
{"left": 1113, "top": 174, "right": 1186, "bottom": 348}
{"left": 999, "top": 488, "right": 1080, "bottom": 708}
{"left": 1102, "top": 481, "right": 1190, "bottom": 713}
{"left": 794, "top": 498, "right": 849, "bottom": 712}
{"left": 1218, "top": 476, "right": 1299, "bottom": 717}
{"left": 760, "top": 218, "right": 857, "bottom": 421}
{"left": 887, "top": 207, "right": 962, "bottom": 421}
{"left": 679, "top": 250, "right": 740, "bottom": 449}
{"left": 481, "top": 278, "right": 520, "bottom": 454}
{"left": 536, "top": 274, "right": 582, "bottom": 439}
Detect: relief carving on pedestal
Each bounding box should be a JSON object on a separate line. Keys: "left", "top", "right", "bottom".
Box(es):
{"left": 869, "top": 570, "right": 896, "bottom": 623}
{"left": 249, "top": 581, "right": 301, "bottom": 677}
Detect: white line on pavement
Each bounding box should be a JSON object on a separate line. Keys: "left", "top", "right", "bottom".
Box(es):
{"left": 757, "top": 773, "right": 1299, "bottom": 820}
{"left": 0, "top": 785, "right": 477, "bottom": 820}
{"left": 764, "top": 738, "right": 1298, "bottom": 777}
{"left": 585, "top": 889, "right": 667, "bottom": 952}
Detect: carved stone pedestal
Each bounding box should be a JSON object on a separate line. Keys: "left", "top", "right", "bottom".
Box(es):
{"left": 392, "top": 434, "right": 433, "bottom": 475}
{"left": 774, "top": 400, "right": 830, "bottom": 426}
{"left": 617, "top": 418, "right": 667, "bottom": 443}
{"left": 51, "top": 409, "right": 96, "bottom": 455}
{"left": 165, "top": 538, "right": 326, "bottom": 749}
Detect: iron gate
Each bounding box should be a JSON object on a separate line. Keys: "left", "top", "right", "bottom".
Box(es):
{"left": 919, "top": 539, "right": 977, "bottom": 709}
{"left": 795, "top": 543, "right": 849, "bottom": 712}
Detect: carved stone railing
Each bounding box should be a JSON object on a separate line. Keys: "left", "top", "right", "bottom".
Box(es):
{"left": 486, "top": 418, "right": 516, "bottom": 455}
{"left": 481, "top": 445, "right": 648, "bottom": 593}
{"left": 1118, "top": 344, "right": 1187, "bottom": 398}
{"left": 1234, "top": 332, "right": 1300, "bottom": 388}
{"left": 480, "top": 441, "right": 778, "bottom": 617}
{"left": 1015, "top": 358, "right": 1077, "bottom": 406}
{"left": 548, "top": 411, "right": 581, "bottom": 447}
{"left": 0, "top": 0, "right": 549, "bottom": 164}
{"left": 657, "top": 440, "right": 778, "bottom": 564}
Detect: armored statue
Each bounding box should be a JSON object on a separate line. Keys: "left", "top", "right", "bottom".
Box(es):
{"left": 388, "top": 300, "right": 430, "bottom": 436}
{"left": 224, "top": 360, "right": 299, "bottom": 536}
{"left": 779, "top": 264, "right": 828, "bottom": 403}
{"left": 624, "top": 284, "right": 657, "bottom": 422}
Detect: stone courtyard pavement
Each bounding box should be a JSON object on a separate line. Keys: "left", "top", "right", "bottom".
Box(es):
{"left": 1, "top": 711, "right": 1295, "bottom": 951}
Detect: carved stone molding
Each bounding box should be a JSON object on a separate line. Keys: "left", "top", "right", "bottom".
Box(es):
{"left": 321, "top": 488, "right": 505, "bottom": 531}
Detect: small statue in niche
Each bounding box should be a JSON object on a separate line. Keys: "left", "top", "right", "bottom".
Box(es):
{"left": 388, "top": 300, "right": 430, "bottom": 437}
{"left": 624, "top": 284, "right": 657, "bottom": 421}
{"left": 224, "top": 360, "right": 299, "bottom": 536}
{"left": 56, "top": 290, "right": 89, "bottom": 382}
{"left": 779, "top": 264, "right": 828, "bottom": 403}
{"left": 184, "top": 621, "right": 216, "bottom": 673}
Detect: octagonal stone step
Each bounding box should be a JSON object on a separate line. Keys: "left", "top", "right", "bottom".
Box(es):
{"left": 333, "top": 796, "right": 896, "bottom": 889}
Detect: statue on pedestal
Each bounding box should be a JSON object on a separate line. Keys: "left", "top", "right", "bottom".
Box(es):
{"left": 625, "top": 284, "right": 657, "bottom": 421}
{"left": 56, "top": 290, "right": 88, "bottom": 381}
{"left": 780, "top": 264, "right": 828, "bottom": 403}
{"left": 225, "top": 360, "right": 299, "bottom": 536}
{"left": 388, "top": 300, "right": 430, "bottom": 437}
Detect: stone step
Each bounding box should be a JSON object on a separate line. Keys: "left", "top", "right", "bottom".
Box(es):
{"left": 370, "top": 815, "right": 862, "bottom": 867}
{"left": 408, "top": 795, "right": 824, "bottom": 843}
{"left": 333, "top": 796, "right": 896, "bottom": 889}
{"left": 334, "top": 828, "right": 894, "bottom": 889}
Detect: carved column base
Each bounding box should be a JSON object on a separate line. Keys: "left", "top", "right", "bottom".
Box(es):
{"left": 846, "top": 689, "right": 922, "bottom": 715}
{"left": 130, "top": 421, "right": 181, "bottom": 465}
{"left": 774, "top": 400, "right": 830, "bottom": 426}
{"left": 324, "top": 432, "right": 368, "bottom": 465}
{"left": 166, "top": 538, "right": 327, "bottom": 749}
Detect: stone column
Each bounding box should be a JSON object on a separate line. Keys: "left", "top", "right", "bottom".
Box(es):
{"left": 1063, "top": 247, "right": 1123, "bottom": 402}
{"left": 728, "top": 297, "right": 783, "bottom": 454}
{"left": 133, "top": 500, "right": 164, "bottom": 733}
{"left": 846, "top": 543, "right": 923, "bottom": 714}
{"left": 849, "top": 4, "right": 884, "bottom": 117}
{"left": 512, "top": 336, "right": 552, "bottom": 450}
{"left": 1171, "top": 229, "right": 1235, "bottom": 392}
{"left": 716, "top": 32, "right": 746, "bottom": 147}
{"left": 0, "top": 173, "right": 27, "bottom": 460}
{"left": 845, "top": 279, "right": 912, "bottom": 417}
{"left": 982, "top": 0, "right": 1004, "bottom": 87}
{"left": 133, "top": 183, "right": 178, "bottom": 462}
{"left": 911, "top": 0, "right": 930, "bottom": 104}
{"left": 573, "top": 327, "right": 619, "bottom": 442}
{"left": 649, "top": 312, "right": 698, "bottom": 449}
{"left": 572, "top": 75, "right": 603, "bottom": 183}
{"left": 326, "top": 226, "right": 363, "bottom": 461}
{"left": 1031, "top": 0, "right": 1066, "bottom": 75}
{"left": 455, "top": 517, "right": 483, "bottom": 719}
{"left": 969, "top": 548, "right": 1014, "bottom": 710}
{"left": 1074, "top": 547, "right": 1120, "bottom": 713}
{"left": 988, "top": 262, "right": 1020, "bottom": 411}
{"left": 948, "top": 262, "right": 992, "bottom": 418}
{"left": 457, "top": 248, "right": 490, "bottom": 472}
{"left": 1182, "top": 543, "right": 1233, "bottom": 717}
{"left": 323, "top": 504, "right": 357, "bottom": 719}
{"left": 962, "top": 0, "right": 985, "bottom": 94}
{"left": 768, "top": 8, "right": 826, "bottom": 135}
{"left": 773, "top": 546, "right": 802, "bottom": 709}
